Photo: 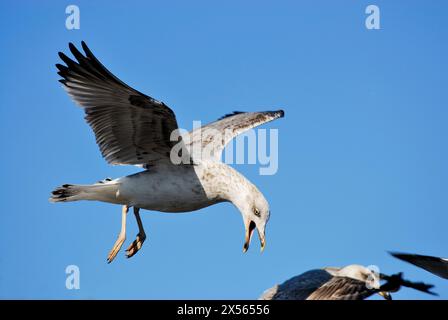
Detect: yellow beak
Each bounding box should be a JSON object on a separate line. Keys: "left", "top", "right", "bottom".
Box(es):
{"left": 243, "top": 220, "right": 266, "bottom": 253}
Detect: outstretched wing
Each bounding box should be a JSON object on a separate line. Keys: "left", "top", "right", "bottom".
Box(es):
{"left": 307, "top": 277, "right": 376, "bottom": 300}
{"left": 57, "top": 41, "right": 179, "bottom": 166}
{"left": 186, "top": 110, "right": 284, "bottom": 161}
{"left": 380, "top": 272, "right": 437, "bottom": 296}
{"left": 390, "top": 252, "right": 448, "bottom": 280}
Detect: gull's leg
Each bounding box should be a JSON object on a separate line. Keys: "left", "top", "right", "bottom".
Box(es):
{"left": 107, "top": 205, "right": 129, "bottom": 263}
{"left": 126, "top": 207, "right": 147, "bottom": 258}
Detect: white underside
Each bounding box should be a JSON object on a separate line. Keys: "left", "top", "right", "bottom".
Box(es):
{"left": 88, "top": 161, "right": 240, "bottom": 213}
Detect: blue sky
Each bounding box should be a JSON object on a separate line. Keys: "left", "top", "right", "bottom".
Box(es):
{"left": 0, "top": 1, "right": 447, "bottom": 299}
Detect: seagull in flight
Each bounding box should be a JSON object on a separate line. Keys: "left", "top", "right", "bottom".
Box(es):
{"left": 390, "top": 252, "right": 448, "bottom": 280}
{"left": 259, "top": 264, "right": 436, "bottom": 300}
{"left": 50, "top": 42, "right": 284, "bottom": 263}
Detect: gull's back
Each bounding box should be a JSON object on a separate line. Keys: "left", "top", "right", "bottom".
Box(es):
{"left": 259, "top": 269, "right": 333, "bottom": 300}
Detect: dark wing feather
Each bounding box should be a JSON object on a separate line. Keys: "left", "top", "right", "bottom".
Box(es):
{"left": 390, "top": 252, "right": 448, "bottom": 280}
{"left": 260, "top": 269, "right": 333, "bottom": 300}
{"left": 380, "top": 272, "right": 437, "bottom": 296}
{"left": 57, "top": 41, "right": 179, "bottom": 166}
{"left": 307, "top": 277, "right": 376, "bottom": 300}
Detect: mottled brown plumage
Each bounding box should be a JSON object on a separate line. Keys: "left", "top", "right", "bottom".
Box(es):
{"left": 260, "top": 264, "right": 436, "bottom": 300}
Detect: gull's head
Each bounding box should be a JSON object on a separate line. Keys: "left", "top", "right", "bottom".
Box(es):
{"left": 223, "top": 169, "right": 271, "bottom": 253}
{"left": 241, "top": 191, "right": 270, "bottom": 253}
{"left": 328, "top": 264, "right": 381, "bottom": 290}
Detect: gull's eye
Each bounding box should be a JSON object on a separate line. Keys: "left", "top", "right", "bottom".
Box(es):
{"left": 253, "top": 207, "right": 261, "bottom": 217}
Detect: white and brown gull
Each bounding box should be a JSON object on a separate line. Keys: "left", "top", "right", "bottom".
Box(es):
{"left": 50, "top": 42, "right": 284, "bottom": 263}
{"left": 259, "top": 264, "right": 436, "bottom": 300}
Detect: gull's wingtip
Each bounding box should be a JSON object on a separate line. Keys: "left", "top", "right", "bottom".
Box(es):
{"left": 266, "top": 109, "right": 284, "bottom": 118}
{"left": 388, "top": 251, "right": 406, "bottom": 258}
{"left": 81, "top": 40, "right": 91, "bottom": 54}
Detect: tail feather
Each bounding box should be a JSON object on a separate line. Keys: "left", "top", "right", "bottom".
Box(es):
{"left": 50, "top": 184, "right": 77, "bottom": 202}
{"left": 50, "top": 182, "right": 119, "bottom": 203}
